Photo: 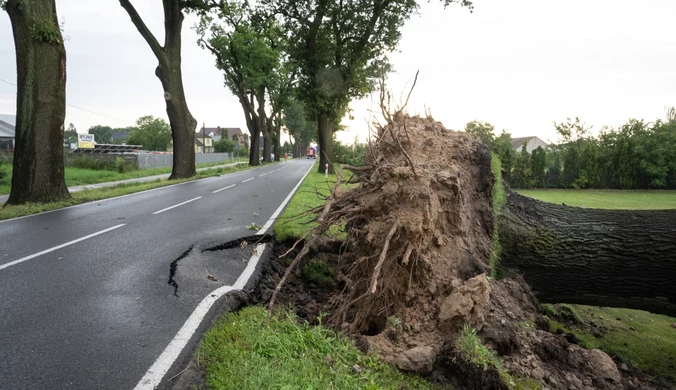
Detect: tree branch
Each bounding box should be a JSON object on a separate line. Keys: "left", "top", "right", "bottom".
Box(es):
{"left": 119, "top": 0, "right": 165, "bottom": 62}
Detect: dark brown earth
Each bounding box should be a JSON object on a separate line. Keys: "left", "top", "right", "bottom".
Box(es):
{"left": 254, "top": 114, "right": 672, "bottom": 390}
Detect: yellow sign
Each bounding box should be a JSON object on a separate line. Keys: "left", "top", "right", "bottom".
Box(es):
{"left": 78, "top": 134, "right": 95, "bottom": 149}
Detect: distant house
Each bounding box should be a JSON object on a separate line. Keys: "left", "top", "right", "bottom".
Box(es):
{"left": 194, "top": 134, "right": 213, "bottom": 153}
{"left": 0, "top": 114, "right": 15, "bottom": 152}
{"left": 511, "top": 136, "right": 548, "bottom": 153}
{"left": 197, "top": 126, "right": 250, "bottom": 148}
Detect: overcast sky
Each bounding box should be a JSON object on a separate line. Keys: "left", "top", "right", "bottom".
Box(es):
{"left": 1, "top": 0, "right": 675, "bottom": 144}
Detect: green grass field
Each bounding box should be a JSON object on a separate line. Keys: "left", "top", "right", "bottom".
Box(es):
{"left": 0, "top": 158, "right": 247, "bottom": 195}
{"left": 519, "top": 189, "right": 676, "bottom": 384}
{"left": 517, "top": 189, "right": 676, "bottom": 209}
{"left": 0, "top": 162, "right": 258, "bottom": 220}
{"left": 273, "top": 163, "right": 353, "bottom": 242}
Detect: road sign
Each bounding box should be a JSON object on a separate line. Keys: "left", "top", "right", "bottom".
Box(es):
{"left": 78, "top": 133, "right": 95, "bottom": 149}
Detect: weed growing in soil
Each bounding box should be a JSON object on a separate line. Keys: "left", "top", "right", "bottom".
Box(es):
{"left": 197, "top": 306, "right": 439, "bottom": 390}
{"left": 456, "top": 325, "right": 503, "bottom": 371}
{"left": 301, "top": 260, "right": 336, "bottom": 287}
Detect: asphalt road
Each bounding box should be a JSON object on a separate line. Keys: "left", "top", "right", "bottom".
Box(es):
{"left": 0, "top": 159, "right": 316, "bottom": 390}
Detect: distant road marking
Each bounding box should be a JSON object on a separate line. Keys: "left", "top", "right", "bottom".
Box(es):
{"left": 152, "top": 197, "right": 202, "bottom": 215}
{"left": 258, "top": 173, "right": 268, "bottom": 177}
{"left": 212, "top": 184, "right": 236, "bottom": 194}
{"left": 0, "top": 224, "right": 126, "bottom": 271}
{"left": 134, "top": 161, "right": 316, "bottom": 390}
{"left": 241, "top": 178, "right": 254, "bottom": 183}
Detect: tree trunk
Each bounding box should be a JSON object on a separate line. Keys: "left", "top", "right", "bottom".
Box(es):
{"left": 317, "top": 113, "right": 334, "bottom": 173}
{"left": 119, "top": 0, "right": 196, "bottom": 180}
{"left": 257, "top": 91, "right": 271, "bottom": 163}
{"left": 5, "top": 0, "right": 70, "bottom": 205}
{"left": 498, "top": 191, "right": 676, "bottom": 317}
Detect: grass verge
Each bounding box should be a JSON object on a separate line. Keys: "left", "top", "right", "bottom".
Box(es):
{"left": 273, "top": 163, "right": 353, "bottom": 242}
{"left": 521, "top": 189, "right": 676, "bottom": 384}
{"left": 490, "top": 153, "right": 507, "bottom": 277}
{"left": 197, "top": 306, "right": 439, "bottom": 390}
{"left": 0, "top": 162, "right": 260, "bottom": 221}
{"left": 0, "top": 158, "right": 248, "bottom": 195}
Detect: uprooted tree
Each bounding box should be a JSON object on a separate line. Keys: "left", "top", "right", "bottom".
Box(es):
{"left": 266, "top": 95, "right": 675, "bottom": 387}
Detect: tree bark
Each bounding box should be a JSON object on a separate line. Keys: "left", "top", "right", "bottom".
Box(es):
{"left": 317, "top": 113, "right": 334, "bottom": 173}
{"left": 256, "top": 90, "right": 271, "bottom": 163}
{"left": 5, "top": 0, "right": 70, "bottom": 205}
{"left": 120, "top": 0, "right": 196, "bottom": 179}
{"left": 498, "top": 191, "right": 676, "bottom": 317}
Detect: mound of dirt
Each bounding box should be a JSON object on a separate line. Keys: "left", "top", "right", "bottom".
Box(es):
{"left": 265, "top": 113, "right": 668, "bottom": 389}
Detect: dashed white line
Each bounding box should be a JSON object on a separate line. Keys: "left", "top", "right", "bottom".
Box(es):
{"left": 241, "top": 178, "right": 254, "bottom": 183}
{"left": 134, "top": 162, "right": 316, "bottom": 390}
{"left": 152, "top": 197, "right": 202, "bottom": 215}
{"left": 258, "top": 173, "right": 268, "bottom": 177}
{"left": 212, "top": 184, "right": 236, "bottom": 194}
{"left": 0, "top": 224, "right": 126, "bottom": 271}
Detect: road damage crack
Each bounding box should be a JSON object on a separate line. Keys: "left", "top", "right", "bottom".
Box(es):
{"left": 168, "top": 245, "right": 194, "bottom": 297}
{"left": 202, "top": 234, "right": 273, "bottom": 252}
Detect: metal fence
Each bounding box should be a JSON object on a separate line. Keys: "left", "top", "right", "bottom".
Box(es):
{"left": 136, "top": 152, "right": 233, "bottom": 169}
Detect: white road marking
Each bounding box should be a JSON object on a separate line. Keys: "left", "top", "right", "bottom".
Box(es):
{"left": 258, "top": 173, "right": 268, "bottom": 177}
{"left": 0, "top": 224, "right": 126, "bottom": 271}
{"left": 152, "top": 197, "right": 202, "bottom": 215}
{"left": 212, "top": 184, "right": 236, "bottom": 194}
{"left": 241, "top": 178, "right": 254, "bottom": 183}
{"left": 134, "top": 162, "right": 316, "bottom": 390}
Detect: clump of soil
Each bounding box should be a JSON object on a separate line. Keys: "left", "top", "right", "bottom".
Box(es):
{"left": 262, "top": 113, "right": 669, "bottom": 389}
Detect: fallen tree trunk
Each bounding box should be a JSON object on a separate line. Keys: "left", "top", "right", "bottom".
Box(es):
{"left": 498, "top": 191, "right": 676, "bottom": 317}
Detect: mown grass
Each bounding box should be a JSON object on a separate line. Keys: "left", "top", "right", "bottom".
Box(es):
{"left": 0, "top": 163, "right": 257, "bottom": 220}
{"left": 197, "top": 306, "right": 440, "bottom": 390}
{"left": 517, "top": 189, "right": 676, "bottom": 210}
{"left": 521, "top": 189, "right": 676, "bottom": 384}
{"left": 273, "top": 163, "right": 353, "bottom": 242}
{"left": 0, "top": 158, "right": 248, "bottom": 195}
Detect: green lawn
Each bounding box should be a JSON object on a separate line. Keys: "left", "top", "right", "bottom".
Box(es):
{"left": 273, "top": 163, "right": 353, "bottom": 242}
{"left": 517, "top": 189, "right": 676, "bottom": 209}
{"left": 198, "top": 306, "right": 438, "bottom": 390}
{"left": 519, "top": 189, "right": 676, "bottom": 384}
{"left": 0, "top": 158, "right": 248, "bottom": 195}
{"left": 0, "top": 162, "right": 258, "bottom": 220}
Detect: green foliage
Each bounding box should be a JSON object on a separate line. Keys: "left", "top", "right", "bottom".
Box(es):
{"left": 302, "top": 260, "right": 335, "bottom": 287}
{"left": 30, "top": 17, "right": 62, "bottom": 44}
{"left": 333, "top": 138, "right": 366, "bottom": 166}
{"left": 64, "top": 123, "right": 78, "bottom": 147}
{"left": 490, "top": 153, "right": 506, "bottom": 278}
{"left": 510, "top": 144, "right": 535, "bottom": 189}
{"left": 530, "top": 147, "right": 546, "bottom": 188}
{"left": 284, "top": 99, "right": 316, "bottom": 149}
{"left": 544, "top": 153, "right": 562, "bottom": 188}
{"left": 68, "top": 157, "right": 117, "bottom": 171}
{"left": 127, "top": 116, "right": 172, "bottom": 151}
{"left": 456, "top": 325, "right": 502, "bottom": 371}
{"left": 465, "top": 120, "right": 496, "bottom": 147}
{"left": 214, "top": 138, "right": 235, "bottom": 153}
{"left": 495, "top": 130, "right": 515, "bottom": 180}
{"left": 88, "top": 125, "right": 114, "bottom": 144}
{"left": 198, "top": 306, "right": 438, "bottom": 390}
{"left": 0, "top": 159, "right": 7, "bottom": 181}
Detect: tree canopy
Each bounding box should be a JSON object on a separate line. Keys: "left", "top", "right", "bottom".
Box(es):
{"left": 127, "top": 116, "right": 172, "bottom": 151}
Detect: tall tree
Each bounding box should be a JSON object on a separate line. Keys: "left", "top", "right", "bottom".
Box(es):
{"left": 464, "top": 120, "right": 496, "bottom": 148}
{"left": 119, "top": 0, "right": 199, "bottom": 179}
{"left": 197, "top": 2, "right": 286, "bottom": 165}
{"left": 265, "top": 0, "right": 473, "bottom": 174}
{"left": 127, "top": 116, "right": 172, "bottom": 151}
{"left": 530, "top": 146, "right": 546, "bottom": 188}
{"left": 3, "top": 0, "right": 70, "bottom": 204}
{"left": 88, "top": 125, "right": 113, "bottom": 144}
{"left": 64, "top": 123, "right": 78, "bottom": 147}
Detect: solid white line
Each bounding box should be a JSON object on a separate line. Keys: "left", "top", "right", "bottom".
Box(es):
{"left": 241, "top": 178, "right": 254, "bottom": 183}
{"left": 134, "top": 162, "right": 316, "bottom": 390}
{"left": 0, "top": 224, "right": 126, "bottom": 271}
{"left": 212, "top": 184, "right": 236, "bottom": 194}
{"left": 152, "top": 197, "right": 202, "bottom": 215}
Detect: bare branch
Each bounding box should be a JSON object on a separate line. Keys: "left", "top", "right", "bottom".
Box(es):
{"left": 119, "top": 0, "right": 165, "bottom": 62}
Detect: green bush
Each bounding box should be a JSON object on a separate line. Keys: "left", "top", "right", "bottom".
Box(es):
{"left": 302, "top": 260, "right": 335, "bottom": 287}
{"left": 68, "top": 157, "right": 115, "bottom": 171}
{"left": 115, "top": 157, "right": 136, "bottom": 173}
{"left": 0, "top": 160, "right": 6, "bottom": 181}
{"left": 333, "top": 139, "right": 366, "bottom": 166}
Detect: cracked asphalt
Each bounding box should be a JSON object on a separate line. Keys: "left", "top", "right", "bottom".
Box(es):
{"left": 0, "top": 159, "right": 315, "bottom": 390}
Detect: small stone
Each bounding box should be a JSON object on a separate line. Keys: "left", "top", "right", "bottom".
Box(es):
{"left": 501, "top": 319, "right": 506, "bottom": 325}
{"left": 565, "top": 373, "right": 583, "bottom": 389}
{"left": 394, "top": 346, "right": 436, "bottom": 373}
{"left": 547, "top": 376, "right": 559, "bottom": 387}
{"left": 620, "top": 363, "right": 629, "bottom": 371}
{"left": 671, "top": 323, "right": 676, "bottom": 328}
{"left": 599, "top": 316, "right": 604, "bottom": 320}
{"left": 352, "top": 364, "right": 362, "bottom": 373}
{"left": 531, "top": 367, "right": 545, "bottom": 380}
{"left": 323, "top": 355, "right": 334, "bottom": 366}
{"left": 633, "top": 377, "right": 640, "bottom": 385}
{"left": 506, "top": 311, "right": 516, "bottom": 319}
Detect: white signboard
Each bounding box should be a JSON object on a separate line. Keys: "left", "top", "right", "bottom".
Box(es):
{"left": 78, "top": 133, "right": 95, "bottom": 149}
